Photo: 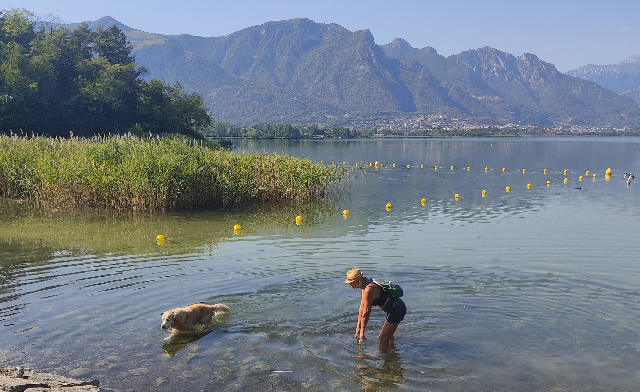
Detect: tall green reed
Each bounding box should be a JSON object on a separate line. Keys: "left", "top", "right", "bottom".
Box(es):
{"left": 0, "top": 134, "right": 345, "bottom": 211}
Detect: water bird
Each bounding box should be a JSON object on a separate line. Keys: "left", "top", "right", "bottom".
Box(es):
{"left": 624, "top": 172, "right": 634, "bottom": 186}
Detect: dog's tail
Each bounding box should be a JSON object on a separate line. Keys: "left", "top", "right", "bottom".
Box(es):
{"left": 213, "top": 303, "right": 230, "bottom": 314}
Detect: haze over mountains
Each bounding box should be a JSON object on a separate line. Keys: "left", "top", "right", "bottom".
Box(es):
{"left": 80, "top": 17, "right": 640, "bottom": 129}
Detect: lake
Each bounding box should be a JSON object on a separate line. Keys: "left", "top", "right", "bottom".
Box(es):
{"left": 1, "top": 137, "right": 639, "bottom": 391}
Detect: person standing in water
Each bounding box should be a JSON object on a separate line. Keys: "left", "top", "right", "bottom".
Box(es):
{"left": 345, "top": 268, "right": 406, "bottom": 347}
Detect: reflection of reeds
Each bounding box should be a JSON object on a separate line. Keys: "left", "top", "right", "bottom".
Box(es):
{"left": 0, "top": 134, "right": 345, "bottom": 211}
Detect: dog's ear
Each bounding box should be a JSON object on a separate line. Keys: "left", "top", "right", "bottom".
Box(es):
{"left": 174, "top": 310, "right": 186, "bottom": 323}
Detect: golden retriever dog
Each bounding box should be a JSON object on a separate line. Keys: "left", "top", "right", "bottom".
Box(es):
{"left": 161, "top": 303, "right": 229, "bottom": 333}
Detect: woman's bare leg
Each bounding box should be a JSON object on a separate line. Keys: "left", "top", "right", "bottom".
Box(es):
{"left": 378, "top": 321, "right": 399, "bottom": 347}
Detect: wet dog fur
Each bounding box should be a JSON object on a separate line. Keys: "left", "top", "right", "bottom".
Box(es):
{"left": 161, "top": 303, "right": 229, "bottom": 333}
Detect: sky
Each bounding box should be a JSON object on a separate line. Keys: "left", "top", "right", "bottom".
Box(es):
{"left": 6, "top": 0, "right": 640, "bottom": 72}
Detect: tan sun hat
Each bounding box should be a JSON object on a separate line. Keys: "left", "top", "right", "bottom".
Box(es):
{"left": 345, "top": 268, "right": 363, "bottom": 283}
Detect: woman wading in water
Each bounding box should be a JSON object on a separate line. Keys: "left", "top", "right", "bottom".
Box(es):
{"left": 345, "top": 268, "right": 406, "bottom": 347}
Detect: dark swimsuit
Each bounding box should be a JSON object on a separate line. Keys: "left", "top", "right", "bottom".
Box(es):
{"left": 369, "top": 279, "right": 406, "bottom": 323}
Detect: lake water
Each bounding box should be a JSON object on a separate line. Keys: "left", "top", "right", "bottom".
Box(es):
{"left": 1, "top": 138, "right": 640, "bottom": 391}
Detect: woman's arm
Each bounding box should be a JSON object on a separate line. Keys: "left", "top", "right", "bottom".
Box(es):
{"left": 355, "top": 284, "right": 379, "bottom": 343}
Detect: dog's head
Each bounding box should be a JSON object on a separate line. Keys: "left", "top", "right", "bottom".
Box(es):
{"left": 160, "top": 309, "right": 185, "bottom": 330}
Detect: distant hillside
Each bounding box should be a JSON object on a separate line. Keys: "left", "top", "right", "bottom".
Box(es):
{"left": 567, "top": 55, "right": 640, "bottom": 105}
{"left": 79, "top": 17, "right": 640, "bottom": 128}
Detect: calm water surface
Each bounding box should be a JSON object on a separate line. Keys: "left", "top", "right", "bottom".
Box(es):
{"left": 1, "top": 138, "right": 639, "bottom": 391}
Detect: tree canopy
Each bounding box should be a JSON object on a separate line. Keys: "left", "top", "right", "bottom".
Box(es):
{"left": 0, "top": 8, "right": 211, "bottom": 137}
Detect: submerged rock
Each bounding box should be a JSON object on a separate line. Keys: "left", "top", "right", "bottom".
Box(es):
{"left": 0, "top": 365, "right": 100, "bottom": 391}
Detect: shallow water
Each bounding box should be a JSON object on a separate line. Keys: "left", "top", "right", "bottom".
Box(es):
{"left": 1, "top": 138, "right": 640, "bottom": 391}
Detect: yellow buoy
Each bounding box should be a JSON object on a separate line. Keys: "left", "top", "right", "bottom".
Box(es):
{"left": 156, "top": 234, "right": 165, "bottom": 245}
{"left": 421, "top": 198, "right": 427, "bottom": 205}
{"left": 605, "top": 168, "right": 612, "bottom": 175}
{"left": 295, "top": 216, "right": 302, "bottom": 225}
{"left": 375, "top": 160, "right": 379, "bottom": 167}
{"left": 233, "top": 224, "right": 241, "bottom": 231}
{"left": 342, "top": 209, "right": 349, "bottom": 218}
{"left": 586, "top": 170, "right": 590, "bottom": 175}
{"left": 485, "top": 167, "right": 488, "bottom": 171}
{"left": 502, "top": 168, "right": 506, "bottom": 172}
{"left": 593, "top": 174, "right": 597, "bottom": 179}
{"left": 386, "top": 203, "right": 392, "bottom": 209}
{"left": 527, "top": 183, "right": 532, "bottom": 189}
{"left": 355, "top": 162, "right": 359, "bottom": 166}
{"left": 331, "top": 162, "right": 334, "bottom": 165}
{"left": 393, "top": 163, "right": 396, "bottom": 168}
{"left": 522, "top": 168, "right": 526, "bottom": 174}
{"left": 579, "top": 176, "right": 583, "bottom": 181}
{"left": 543, "top": 169, "right": 547, "bottom": 173}
{"left": 564, "top": 169, "right": 567, "bottom": 175}
{"left": 369, "top": 162, "right": 372, "bottom": 167}
{"left": 434, "top": 165, "right": 438, "bottom": 170}
{"left": 451, "top": 166, "right": 454, "bottom": 170}
{"left": 454, "top": 193, "right": 460, "bottom": 199}
{"left": 505, "top": 186, "right": 510, "bottom": 192}
{"left": 467, "top": 166, "right": 471, "bottom": 171}
{"left": 481, "top": 190, "right": 487, "bottom": 196}
{"left": 547, "top": 180, "right": 551, "bottom": 186}
{"left": 420, "top": 164, "right": 424, "bottom": 169}
{"left": 407, "top": 164, "right": 411, "bottom": 168}
{"left": 564, "top": 177, "right": 568, "bottom": 183}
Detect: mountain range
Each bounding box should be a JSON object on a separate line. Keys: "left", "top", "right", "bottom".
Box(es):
{"left": 567, "top": 55, "right": 640, "bottom": 106}
{"left": 77, "top": 17, "right": 640, "bottom": 129}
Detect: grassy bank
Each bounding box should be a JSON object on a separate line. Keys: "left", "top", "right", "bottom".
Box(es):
{"left": 0, "top": 134, "right": 344, "bottom": 211}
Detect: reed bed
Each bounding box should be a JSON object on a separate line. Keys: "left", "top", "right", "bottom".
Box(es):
{"left": 0, "top": 134, "right": 344, "bottom": 211}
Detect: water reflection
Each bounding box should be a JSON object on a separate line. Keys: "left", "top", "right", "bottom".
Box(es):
{"left": 354, "top": 345, "right": 404, "bottom": 391}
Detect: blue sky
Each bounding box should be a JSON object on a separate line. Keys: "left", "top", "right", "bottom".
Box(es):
{"left": 7, "top": 0, "right": 640, "bottom": 72}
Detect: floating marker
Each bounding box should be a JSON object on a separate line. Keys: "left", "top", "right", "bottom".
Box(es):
{"left": 593, "top": 174, "right": 597, "bottom": 179}
{"left": 564, "top": 178, "right": 568, "bottom": 183}
{"left": 369, "top": 162, "right": 372, "bottom": 167}
{"left": 564, "top": 170, "right": 568, "bottom": 175}
{"left": 342, "top": 209, "right": 349, "bottom": 218}
{"left": 522, "top": 168, "right": 526, "bottom": 173}
{"left": 527, "top": 183, "right": 532, "bottom": 189}
{"left": 331, "top": 162, "right": 334, "bottom": 165}
{"left": 295, "top": 216, "right": 302, "bottom": 225}
{"left": 482, "top": 190, "right": 487, "bottom": 196}
{"left": 547, "top": 180, "right": 551, "bottom": 186}
{"left": 454, "top": 193, "right": 460, "bottom": 199}
{"left": 156, "top": 234, "right": 165, "bottom": 245}
{"left": 543, "top": 169, "right": 547, "bottom": 173}
{"left": 320, "top": 161, "right": 323, "bottom": 165}
{"left": 393, "top": 163, "right": 396, "bottom": 168}
{"left": 421, "top": 198, "right": 427, "bottom": 205}
{"left": 506, "top": 186, "right": 511, "bottom": 192}
{"left": 485, "top": 167, "right": 489, "bottom": 171}
{"left": 502, "top": 168, "right": 506, "bottom": 172}
{"left": 386, "top": 203, "right": 392, "bottom": 209}
{"left": 233, "top": 224, "right": 241, "bottom": 231}
{"left": 586, "top": 170, "right": 590, "bottom": 175}
{"left": 355, "top": 162, "right": 359, "bottom": 166}
{"left": 375, "top": 161, "right": 380, "bottom": 167}
{"left": 579, "top": 176, "right": 583, "bottom": 181}
{"left": 467, "top": 166, "right": 471, "bottom": 171}
{"left": 407, "top": 164, "right": 411, "bottom": 168}
{"left": 605, "top": 168, "right": 612, "bottom": 175}
{"left": 420, "top": 165, "right": 424, "bottom": 169}
{"left": 434, "top": 165, "right": 438, "bottom": 170}
{"left": 451, "top": 166, "right": 455, "bottom": 170}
